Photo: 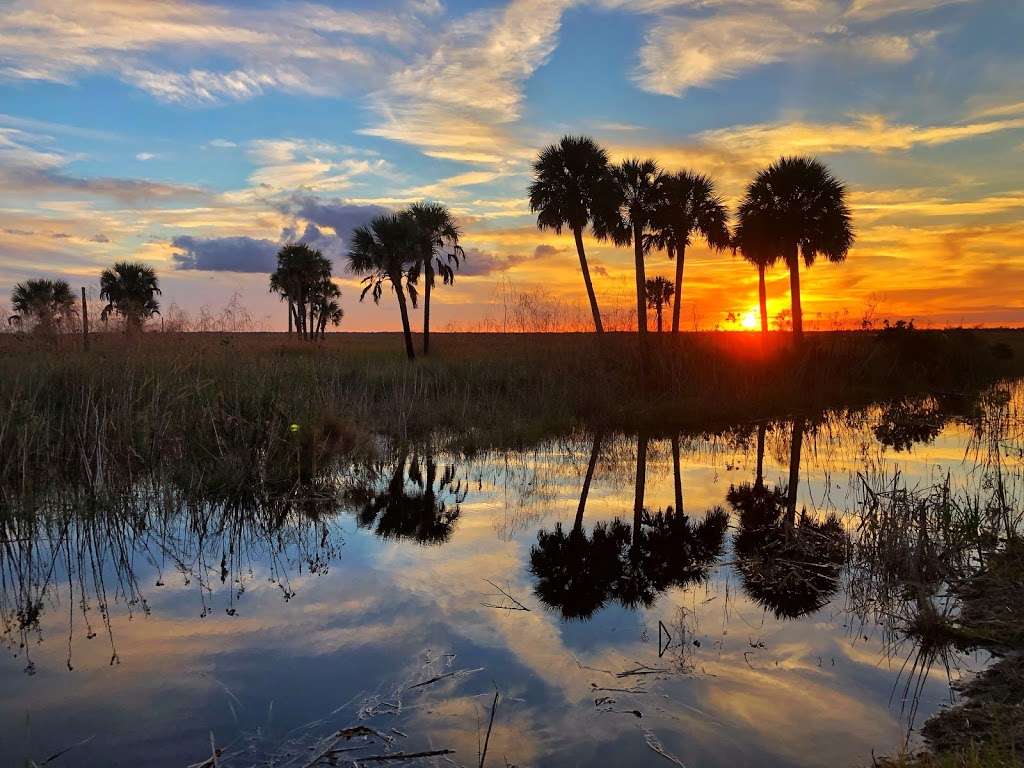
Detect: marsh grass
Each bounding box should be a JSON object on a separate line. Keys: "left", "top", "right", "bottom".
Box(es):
{"left": 1, "top": 329, "right": 1021, "bottom": 495}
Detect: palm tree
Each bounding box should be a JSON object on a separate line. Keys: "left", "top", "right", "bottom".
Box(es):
{"left": 529, "top": 136, "right": 614, "bottom": 334}
{"left": 732, "top": 207, "right": 781, "bottom": 336}
{"left": 99, "top": 262, "right": 160, "bottom": 333}
{"left": 347, "top": 213, "right": 421, "bottom": 360}
{"left": 9, "top": 279, "right": 77, "bottom": 333}
{"left": 269, "top": 244, "right": 336, "bottom": 340}
{"left": 407, "top": 202, "right": 463, "bottom": 355}
{"left": 648, "top": 171, "right": 730, "bottom": 334}
{"left": 595, "top": 158, "right": 664, "bottom": 335}
{"left": 645, "top": 276, "right": 674, "bottom": 333}
{"left": 738, "top": 157, "right": 853, "bottom": 340}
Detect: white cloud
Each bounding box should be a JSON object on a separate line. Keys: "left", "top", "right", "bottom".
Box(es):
{"left": 135, "top": 152, "right": 156, "bottom": 161}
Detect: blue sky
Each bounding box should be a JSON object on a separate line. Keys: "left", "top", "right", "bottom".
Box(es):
{"left": 1, "top": 0, "right": 1023, "bottom": 330}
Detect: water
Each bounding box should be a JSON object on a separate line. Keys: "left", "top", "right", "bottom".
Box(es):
{"left": 1, "top": 385, "right": 1021, "bottom": 767}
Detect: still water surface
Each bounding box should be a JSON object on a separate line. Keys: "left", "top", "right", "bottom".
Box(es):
{"left": 2, "top": 385, "right": 1021, "bottom": 766}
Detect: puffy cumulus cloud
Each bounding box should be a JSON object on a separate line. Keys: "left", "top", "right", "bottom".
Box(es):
{"left": 0, "top": 0, "right": 435, "bottom": 104}
{"left": 361, "top": 0, "right": 573, "bottom": 165}
{"left": 272, "top": 195, "right": 389, "bottom": 240}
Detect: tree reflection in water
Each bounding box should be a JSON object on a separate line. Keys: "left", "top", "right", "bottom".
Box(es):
{"left": 531, "top": 433, "right": 728, "bottom": 620}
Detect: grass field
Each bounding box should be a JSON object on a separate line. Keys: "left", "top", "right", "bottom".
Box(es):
{"left": 1, "top": 328, "right": 1022, "bottom": 494}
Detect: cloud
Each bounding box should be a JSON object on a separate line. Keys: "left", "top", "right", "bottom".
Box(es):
{"left": 843, "top": 0, "right": 974, "bottom": 23}
{"left": 171, "top": 235, "right": 279, "bottom": 272}
{"left": 136, "top": 152, "right": 156, "bottom": 161}
{"left": 206, "top": 138, "right": 238, "bottom": 148}
{"left": 361, "top": 0, "right": 573, "bottom": 164}
{"left": 0, "top": 0, "right": 433, "bottom": 104}
{"left": 246, "top": 139, "right": 392, "bottom": 191}
{"left": 274, "top": 195, "right": 389, "bottom": 240}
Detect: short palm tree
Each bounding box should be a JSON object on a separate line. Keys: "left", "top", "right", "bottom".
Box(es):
{"left": 733, "top": 207, "right": 782, "bottom": 335}
{"left": 645, "top": 276, "right": 674, "bottom": 333}
{"left": 648, "top": 171, "right": 730, "bottom": 334}
{"left": 9, "top": 278, "right": 77, "bottom": 333}
{"left": 347, "top": 213, "right": 421, "bottom": 360}
{"left": 595, "top": 158, "right": 664, "bottom": 334}
{"left": 269, "top": 243, "right": 334, "bottom": 340}
{"left": 407, "top": 202, "right": 463, "bottom": 355}
{"left": 738, "top": 157, "right": 853, "bottom": 340}
{"left": 99, "top": 262, "right": 160, "bottom": 333}
{"left": 528, "top": 136, "right": 613, "bottom": 334}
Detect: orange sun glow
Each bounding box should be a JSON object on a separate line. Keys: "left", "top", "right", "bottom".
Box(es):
{"left": 739, "top": 309, "right": 759, "bottom": 330}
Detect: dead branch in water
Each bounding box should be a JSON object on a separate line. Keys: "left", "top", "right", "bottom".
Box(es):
{"left": 480, "top": 579, "right": 531, "bottom": 612}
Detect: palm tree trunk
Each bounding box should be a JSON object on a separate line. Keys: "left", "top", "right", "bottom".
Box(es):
{"left": 786, "top": 417, "right": 804, "bottom": 525}
{"left": 671, "top": 436, "right": 683, "bottom": 515}
{"left": 573, "top": 227, "right": 603, "bottom": 334}
{"left": 656, "top": 303, "right": 663, "bottom": 333}
{"left": 288, "top": 299, "right": 293, "bottom": 335}
{"left": 573, "top": 432, "right": 602, "bottom": 533}
{"left": 634, "top": 224, "right": 647, "bottom": 334}
{"left": 393, "top": 279, "right": 416, "bottom": 360}
{"left": 755, "top": 423, "right": 766, "bottom": 490}
{"left": 671, "top": 242, "right": 686, "bottom": 334}
{"left": 423, "top": 270, "right": 432, "bottom": 355}
{"left": 788, "top": 248, "right": 803, "bottom": 340}
{"left": 758, "top": 264, "right": 768, "bottom": 336}
{"left": 633, "top": 433, "right": 648, "bottom": 547}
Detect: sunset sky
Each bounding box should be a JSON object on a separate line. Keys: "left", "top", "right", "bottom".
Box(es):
{"left": 1, "top": 0, "right": 1022, "bottom": 331}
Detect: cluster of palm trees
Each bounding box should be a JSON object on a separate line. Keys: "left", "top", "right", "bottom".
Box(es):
{"left": 529, "top": 136, "right": 854, "bottom": 339}
{"left": 345, "top": 201, "right": 463, "bottom": 359}
{"left": 8, "top": 262, "right": 161, "bottom": 334}
{"left": 269, "top": 244, "right": 343, "bottom": 341}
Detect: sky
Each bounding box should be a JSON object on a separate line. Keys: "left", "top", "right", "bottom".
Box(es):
{"left": 1, "top": 0, "right": 1022, "bottom": 331}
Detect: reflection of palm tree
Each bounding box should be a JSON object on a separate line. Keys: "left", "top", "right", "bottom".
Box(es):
{"left": 787, "top": 417, "right": 805, "bottom": 523}
{"left": 874, "top": 398, "right": 948, "bottom": 452}
{"left": 355, "top": 451, "right": 464, "bottom": 545}
{"left": 530, "top": 435, "right": 726, "bottom": 620}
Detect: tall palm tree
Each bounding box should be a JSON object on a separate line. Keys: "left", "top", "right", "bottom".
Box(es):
{"left": 9, "top": 279, "right": 77, "bottom": 333}
{"left": 645, "top": 276, "right": 674, "bottom": 333}
{"left": 528, "top": 136, "right": 612, "bottom": 334}
{"left": 407, "top": 202, "right": 463, "bottom": 355}
{"left": 738, "top": 157, "right": 853, "bottom": 340}
{"left": 99, "top": 262, "right": 160, "bottom": 333}
{"left": 732, "top": 208, "right": 781, "bottom": 336}
{"left": 595, "top": 158, "right": 664, "bottom": 335}
{"left": 347, "top": 213, "right": 420, "bottom": 360}
{"left": 648, "top": 171, "right": 730, "bottom": 334}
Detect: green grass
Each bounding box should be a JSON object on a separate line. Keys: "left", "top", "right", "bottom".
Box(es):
{"left": 1, "top": 328, "right": 1022, "bottom": 495}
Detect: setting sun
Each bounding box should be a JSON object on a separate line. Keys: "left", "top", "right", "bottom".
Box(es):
{"left": 740, "top": 309, "right": 759, "bottom": 330}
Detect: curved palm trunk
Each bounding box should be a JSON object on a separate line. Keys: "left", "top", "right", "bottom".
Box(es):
{"left": 671, "top": 436, "right": 683, "bottom": 515}
{"left": 633, "top": 223, "right": 648, "bottom": 335}
{"left": 788, "top": 250, "right": 803, "bottom": 341}
{"left": 423, "top": 270, "right": 432, "bottom": 355}
{"left": 786, "top": 417, "right": 805, "bottom": 526}
{"left": 392, "top": 278, "right": 416, "bottom": 360}
{"left": 755, "top": 423, "right": 766, "bottom": 490}
{"left": 671, "top": 242, "right": 686, "bottom": 334}
{"left": 633, "top": 433, "right": 648, "bottom": 547}
{"left": 573, "top": 227, "right": 604, "bottom": 334}
{"left": 573, "top": 432, "right": 603, "bottom": 533}
{"left": 758, "top": 264, "right": 769, "bottom": 336}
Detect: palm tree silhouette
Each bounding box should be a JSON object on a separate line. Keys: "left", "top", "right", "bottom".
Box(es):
{"left": 269, "top": 244, "right": 339, "bottom": 340}
{"left": 347, "top": 213, "right": 421, "bottom": 360}
{"left": 645, "top": 276, "right": 674, "bottom": 333}
{"left": 407, "top": 202, "right": 463, "bottom": 355}
{"left": 738, "top": 157, "right": 853, "bottom": 340}
{"left": 99, "top": 262, "right": 160, "bottom": 333}
{"left": 528, "top": 136, "right": 613, "bottom": 334}
{"left": 648, "top": 171, "right": 730, "bottom": 334}
{"left": 733, "top": 207, "right": 781, "bottom": 336}
{"left": 9, "top": 279, "right": 77, "bottom": 333}
{"left": 596, "top": 158, "right": 664, "bottom": 335}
